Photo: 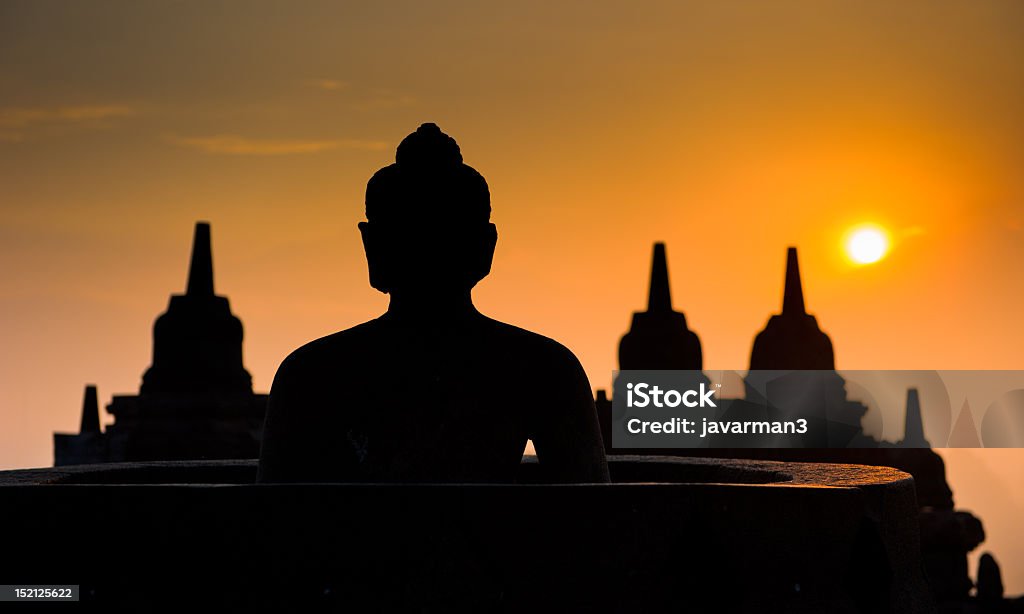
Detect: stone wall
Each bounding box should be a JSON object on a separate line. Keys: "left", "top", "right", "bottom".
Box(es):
{"left": 0, "top": 456, "right": 931, "bottom": 613}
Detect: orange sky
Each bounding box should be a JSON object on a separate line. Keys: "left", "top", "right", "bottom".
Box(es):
{"left": 2, "top": 0, "right": 1023, "bottom": 593}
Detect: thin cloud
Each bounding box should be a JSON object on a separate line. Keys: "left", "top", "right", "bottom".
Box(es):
{"left": 307, "top": 78, "right": 349, "bottom": 92}
{"left": 167, "top": 134, "right": 387, "bottom": 155}
{"left": 0, "top": 104, "right": 137, "bottom": 141}
{"left": 0, "top": 105, "right": 137, "bottom": 127}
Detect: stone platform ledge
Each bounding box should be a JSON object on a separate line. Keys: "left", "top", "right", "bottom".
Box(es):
{"left": 0, "top": 454, "right": 908, "bottom": 487}
{"left": 0, "top": 456, "right": 930, "bottom": 613}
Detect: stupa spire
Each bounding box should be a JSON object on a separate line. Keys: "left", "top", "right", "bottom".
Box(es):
{"left": 647, "top": 243, "right": 672, "bottom": 313}
{"left": 902, "top": 388, "right": 929, "bottom": 447}
{"left": 80, "top": 384, "right": 100, "bottom": 434}
{"left": 186, "top": 222, "right": 214, "bottom": 297}
{"left": 782, "top": 247, "right": 805, "bottom": 316}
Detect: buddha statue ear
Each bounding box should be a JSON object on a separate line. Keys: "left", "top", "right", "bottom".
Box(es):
{"left": 359, "top": 221, "right": 393, "bottom": 294}
{"left": 466, "top": 223, "right": 498, "bottom": 287}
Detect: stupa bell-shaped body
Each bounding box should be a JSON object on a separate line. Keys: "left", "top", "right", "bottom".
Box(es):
{"left": 141, "top": 222, "right": 253, "bottom": 398}
{"left": 618, "top": 243, "right": 703, "bottom": 371}
{"left": 749, "top": 247, "right": 834, "bottom": 370}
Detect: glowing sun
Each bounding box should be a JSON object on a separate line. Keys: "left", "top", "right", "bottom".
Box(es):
{"left": 845, "top": 226, "right": 890, "bottom": 265}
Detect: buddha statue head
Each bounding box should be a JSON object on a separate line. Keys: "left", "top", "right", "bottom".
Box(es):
{"left": 360, "top": 123, "right": 497, "bottom": 297}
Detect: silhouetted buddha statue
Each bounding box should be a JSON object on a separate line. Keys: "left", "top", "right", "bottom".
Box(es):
{"left": 257, "top": 123, "right": 610, "bottom": 484}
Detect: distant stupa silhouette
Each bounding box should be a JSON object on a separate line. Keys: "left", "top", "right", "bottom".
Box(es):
{"left": 899, "top": 388, "right": 930, "bottom": 448}
{"left": 79, "top": 384, "right": 101, "bottom": 435}
{"left": 749, "top": 247, "right": 835, "bottom": 370}
{"left": 946, "top": 400, "right": 981, "bottom": 448}
{"left": 618, "top": 243, "right": 703, "bottom": 370}
{"left": 593, "top": 241, "right": 987, "bottom": 608}
{"left": 54, "top": 222, "right": 268, "bottom": 465}
{"left": 140, "top": 222, "right": 253, "bottom": 398}
{"left": 977, "top": 553, "right": 1005, "bottom": 604}
{"left": 600, "top": 242, "right": 706, "bottom": 446}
